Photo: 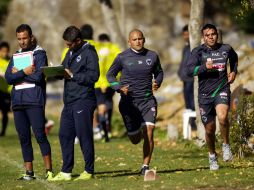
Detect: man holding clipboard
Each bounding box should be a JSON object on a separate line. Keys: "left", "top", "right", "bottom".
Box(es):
{"left": 5, "top": 24, "right": 53, "bottom": 180}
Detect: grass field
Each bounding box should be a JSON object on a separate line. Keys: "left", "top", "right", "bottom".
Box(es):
{"left": 1, "top": 114, "right": 254, "bottom": 190}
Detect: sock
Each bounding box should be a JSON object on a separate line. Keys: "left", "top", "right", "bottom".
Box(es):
{"left": 26, "top": 170, "right": 34, "bottom": 176}
{"left": 142, "top": 164, "right": 149, "bottom": 168}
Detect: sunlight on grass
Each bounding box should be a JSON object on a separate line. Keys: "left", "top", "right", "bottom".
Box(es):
{"left": 1, "top": 113, "right": 254, "bottom": 189}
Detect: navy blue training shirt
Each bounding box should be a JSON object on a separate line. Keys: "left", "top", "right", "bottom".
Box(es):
{"left": 187, "top": 43, "right": 238, "bottom": 102}
{"left": 107, "top": 48, "right": 163, "bottom": 100}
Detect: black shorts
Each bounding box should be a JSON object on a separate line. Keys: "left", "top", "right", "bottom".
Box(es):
{"left": 0, "top": 91, "right": 11, "bottom": 112}
{"left": 199, "top": 90, "right": 230, "bottom": 125}
{"left": 119, "top": 96, "right": 157, "bottom": 135}
{"left": 95, "top": 88, "right": 114, "bottom": 106}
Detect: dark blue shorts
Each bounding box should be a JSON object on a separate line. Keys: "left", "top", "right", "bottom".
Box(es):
{"left": 199, "top": 90, "right": 230, "bottom": 125}
{"left": 119, "top": 96, "right": 157, "bottom": 135}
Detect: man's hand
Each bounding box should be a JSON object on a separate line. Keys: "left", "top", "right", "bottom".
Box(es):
{"left": 228, "top": 72, "right": 236, "bottom": 84}
{"left": 23, "top": 65, "right": 35, "bottom": 75}
{"left": 12, "top": 67, "right": 19, "bottom": 74}
{"left": 152, "top": 80, "right": 158, "bottom": 92}
{"left": 206, "top": 58, "right": 213, "bottom": 70}
{"left": 101, "top": 87, "right": 107, "bottom": 93}
{"left": 120, "top": 85, "right": 129, "bottom": 95}
{"left": 64, "top": 68, "right": 73, "bottom": 79}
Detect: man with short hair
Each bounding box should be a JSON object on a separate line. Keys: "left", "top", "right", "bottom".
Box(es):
{"left": 187, "top": 24, "right": 238, "bottom": 170}
{"left": 51, "top": 26, "right": 99, "bottom": 181}
{"left": 107, "top": 29, "right": 163, "bottom": 175}
{"left": 5, "top": 24, "right": 53, "bottom": 180}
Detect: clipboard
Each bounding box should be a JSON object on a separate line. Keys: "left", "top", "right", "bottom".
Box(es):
{"left": 41, "top": 65, "right": 66, "bottom": 77}
{"left": 13, "top": 51, "right": 33, "bottom": 70}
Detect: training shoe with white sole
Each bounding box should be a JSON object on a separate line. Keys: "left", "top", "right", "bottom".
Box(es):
{"left": 209, "top": 153, "right": 219, "bottom": 170}
{"left": 222, "top": 143, "right": 233, "bottom": 162}
{"left": 74, "top": 171, "right": 93, "bottom": 181}
{"left": 49, "top": 172, "right": 71, "bottom": 181}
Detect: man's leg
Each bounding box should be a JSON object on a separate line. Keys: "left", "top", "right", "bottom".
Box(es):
{"left": 74, "top": 99, "right": 96, "bottom": 175}
{"left": 27, "top": 107, "right": 52, "bottom": 172}
{"left": 200, "top": 104, "right": 219, "bottom": 170}
{"left": 143, "top": 124, "right": 155, "bottom": 166}
{"left": 98, "top": 104, "right": 109, "bottom": 142}
{"left": 215, "top": 103, "right": 233, "bottom": 161}
{"left": 59, "top": 105, "right": 76, "bottom": 173}
{"left": 216, "top": 104, "right": 230, "bottom": 144}
{"left": 204, "top": 120, "right": 216, "bottom": 154}
{"left": 13, "top": 109, "right": 35, "bottom": 179}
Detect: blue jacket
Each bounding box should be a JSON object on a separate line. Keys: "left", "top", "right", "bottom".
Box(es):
{"left": 5, "top": 45, "right": 47, "bottom": 109}
{"left": 62, "top": 42, "right": 99, "bottom": 104}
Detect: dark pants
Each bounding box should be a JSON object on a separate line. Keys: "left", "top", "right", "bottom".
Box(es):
{"left": 0, "top": 91, "right": 11, "bottom": 136}
{"left": 13, "top": 107, "right": 51, "bottom": 162}
{"left": 183, "top": 81, "right": 197, "bottom": 130}
{"left": 59, "top": 99, "right": 96, "bottom": 174}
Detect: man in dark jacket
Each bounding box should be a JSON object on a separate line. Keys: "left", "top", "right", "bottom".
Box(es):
{"left": 51, "top": 26, "right": 99, "bottom": 181}
{"left": 177, "top": 25, "right": 197, "bottom": 133}
{"left": 5, "top": 24, "right": 53, "bottom": 180}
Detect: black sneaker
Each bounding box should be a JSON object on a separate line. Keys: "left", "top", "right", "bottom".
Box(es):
{"left": 17, "top": 174, "right": 36, "bottom": 180}
{"left": 17, "top": 170, "right": 36, "bottom": 181}
{"left": 141, "top": 165, "right": 149, "bottom": 175}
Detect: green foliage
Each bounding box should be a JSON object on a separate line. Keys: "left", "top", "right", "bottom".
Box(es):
{"left": 230, "top": 93, "right": 254, "bottom": 156}
{"left": 225, "top": 0, "right": 254, "bottom": 33}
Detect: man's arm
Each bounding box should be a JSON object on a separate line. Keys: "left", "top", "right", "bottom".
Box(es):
{"left": 106, "top": 55, "right": 122, "bottom": 91}
{"left": 152, "top": 55, "right": 163, "bottom": 91}
{"left": 24, "top": 51, "right": 48, "bottom": 83}
{"left": 187, "top": 48, "right": 207, "bottom": 77}
{"left": 5, "top": 58, "right": 27, "bottom": 85}
{"left": 228, "top": 46, "right": 238, "bottom": 84}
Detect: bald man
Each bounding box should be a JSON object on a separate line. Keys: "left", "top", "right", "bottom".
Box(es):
{"left": 107, "top": 29, "right": 163, "bottom": 175}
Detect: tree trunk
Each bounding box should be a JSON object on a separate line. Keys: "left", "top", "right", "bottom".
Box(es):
{"left": 99, "top": 0, "right": 126, "bottom": 50}
{"left": 189, "top": 0, "right": 205, "bottom": 140}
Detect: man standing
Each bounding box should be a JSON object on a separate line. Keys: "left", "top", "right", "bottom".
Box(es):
{"left": 187, "top": 24, "right": 238, "bottom": 170}
{"left": 51, "top": 26, "right": 99, "bottom": 181}
{"left": 177, "top": 25, "right": 197, "bottom": 134}
{"left": 5, "top": 24, "right": 53, "bottom": 180}
{"left": 0, "top": 41, "right": 11, "bottom": 136}
{"left": 107, "top": 29, "right": 163, "bottom": 175}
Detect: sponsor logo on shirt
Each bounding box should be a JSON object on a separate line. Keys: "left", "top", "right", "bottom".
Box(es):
{"left": 138, "top": 60, "right": 143, "bottom": 64}
{"left": 212, "top": 52, "right": 220, "bottom": 56}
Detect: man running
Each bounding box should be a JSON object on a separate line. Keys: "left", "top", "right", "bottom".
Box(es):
{"left": 107, "top": 29, "right": 163, "bottom": 175}
{"left": 187, "top": 24, "right": 238, "bottom": 170}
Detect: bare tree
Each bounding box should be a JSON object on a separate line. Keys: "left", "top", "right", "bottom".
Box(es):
{"left": 99, "top": 0, "right": 126, "bottom": 50}
{"left": 189, "top": 0, "right": 205, "bottom": 140}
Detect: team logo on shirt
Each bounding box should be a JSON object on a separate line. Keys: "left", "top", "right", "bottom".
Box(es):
{"left": 146, "top": 59, "right": 152, "bottom": 65}
{"left": 76, "top": 55, "right": 82, "bottom": 62}
{"left": 202, "top": 116, "right": 208, "bottom": 123}
{"left": 222, "top": 51, "right": 228, "bottom": 58}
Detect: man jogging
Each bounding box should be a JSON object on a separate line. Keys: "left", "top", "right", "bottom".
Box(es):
{"left": 107, "top": 29, "right": 163, "bottom": 175}
{"left": 187, "top": 24, "right": 238, "bottom": 170}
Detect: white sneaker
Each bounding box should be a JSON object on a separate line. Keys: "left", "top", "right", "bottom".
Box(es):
{"left": 209, "top": 153, "right": 219, "bottom": 170}
{"left": 222, "top": 143, "right": 233, "bottom": 161}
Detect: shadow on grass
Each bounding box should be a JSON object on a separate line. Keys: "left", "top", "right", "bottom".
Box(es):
{"left": 93, "top": 164, "right": 250, "bottom": 178}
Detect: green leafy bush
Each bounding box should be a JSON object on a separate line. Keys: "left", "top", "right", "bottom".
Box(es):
{"left": 230, "top": 93, "right": 254, "bottom": 157}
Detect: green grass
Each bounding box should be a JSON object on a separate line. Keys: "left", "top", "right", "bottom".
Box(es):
{"left": 1, "top": 114, "right": 254, "bottom": 190}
